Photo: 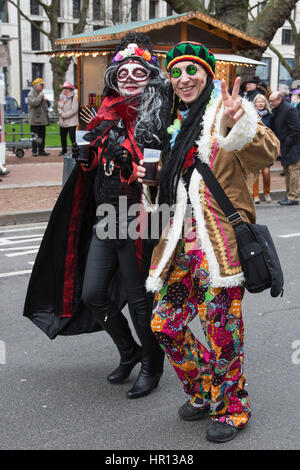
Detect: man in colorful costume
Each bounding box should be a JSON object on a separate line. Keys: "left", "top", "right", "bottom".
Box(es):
{"left": 138, "top": 41, "right": 280, "bottom": 441}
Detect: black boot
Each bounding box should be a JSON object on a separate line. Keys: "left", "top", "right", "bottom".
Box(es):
{"left": 126, "top": 297, "right": 165, "bottom": 398}
{"left": 100, "top": 311, "right": 142, "bottom": 384}
{"left": 107, "top": 345, "right": 142, "bottom": 384}
{"left": 126, "top": 353, "right": 163, "bottom": 399}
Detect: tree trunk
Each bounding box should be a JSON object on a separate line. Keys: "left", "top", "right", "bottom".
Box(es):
{"left": 247, "top": 0, "right": 298, "bottom": 47}
{"left": 164, "top": 0, "right": 206, "bottom": 14}
{"left": 50, "top": 56, "right": 72, "bottom": 110}
{"left": 293, "top": 33, "right": 300, "bottom": 80}
{"left": 215, "top": 0, "right": 249, "bottom": 31}
{"left": 165, "top": 0, "right": 298, "bottom": 58}
{"left": 48, "top": 0, "right": 90, "bottom": 109}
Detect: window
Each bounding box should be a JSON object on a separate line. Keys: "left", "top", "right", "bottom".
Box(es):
{"left": 73, "top": 0, "right": 81, "bottom": 19}
{"left": 31, "top": 22, "right": 42, "bottom": 50}
{"left": 32, "top": 63, "right": 44, "bottom": 81}
{"left": 56, "top": 0, "right": 61, "bottom": 17}
{"left": 112, "top": 0, "right": 120, "bottom": 23}
{"left": 30, "top": 0, "right": 40, "bottom": 15}
{"left": 279, "top": 59, "right": 294, "bottom": 86}
{"left": 255, "top": 57, "right": 271, "bottom": 87}
{"left": 131, "top": 0, "right": 138, "bottom": 21}
{"left": 93, "top": 0, "right": 101, "bottom": 21}
{"left": 149, "top": 1, "right": 157, "bottom": 19}
{"left": 282, "top": 29, "right": 294, "bottom": 45}
{"left": 167, "top": 4, "right": 173, "bottom": 16}
{"left": 0, "top": 0, "right": 8, "bottom": 22}
{"left": 58, "top": 22, "right": 63, "bottom": 39}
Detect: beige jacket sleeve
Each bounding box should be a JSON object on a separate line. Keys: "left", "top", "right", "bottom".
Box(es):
{"left": 215, "top": 98, "right": 280, "bottom": 173}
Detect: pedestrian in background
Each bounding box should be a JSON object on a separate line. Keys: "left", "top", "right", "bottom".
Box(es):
{"left": 290, "top": 89, "right": 300, "bottom": 119}
{"left": 27, "top": 78, "right": 50, "bottom": 156}
{"left": 58, "top": 82, "right": 79, "bottom": 156}
{"left": 269, "top": 91, "right": 300, "bottom": 206}
{"left": 252, "top": 93, "right": 274, "bottom": 203}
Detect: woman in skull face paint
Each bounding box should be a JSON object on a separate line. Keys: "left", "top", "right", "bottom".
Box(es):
{"left": 75, "top": 33, "right": 167, "bottom": 399}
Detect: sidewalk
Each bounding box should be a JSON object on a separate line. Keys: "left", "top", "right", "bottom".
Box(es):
{"left": 0, "top": 147, "right": 287, "bottom": 226}
{"left": 0, "top": 148, "right": 63, "bottom": 225}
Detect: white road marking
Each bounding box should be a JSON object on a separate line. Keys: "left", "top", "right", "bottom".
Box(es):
{"left": 0, "top": 237, "right": 42, "bottom": 246}
{"left": 279, "top": 233, "right": 300, "bottom": 238}
{"left": 6, "top": 250, "right": 38, "bottom": 257}
{"left": 0, "top": 246, "right": 39, "bottom": 251}
{"left": 0, "top": 269, "right": 32, "bottom": 278}
{"left": 0, "top": 225, "right": 46, "bottom": 234}
{"left": 1, "top": 234, "right": 43, "bottom": 240}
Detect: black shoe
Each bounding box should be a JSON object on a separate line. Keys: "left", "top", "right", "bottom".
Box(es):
{"left": 278, "top": 199, "right": 299, "bottom": 206}
{"left": 178, "top": 400, "right": 210, "bottom": 421}
{"left": 127, "top": 369, "right": 161, "bottom": 399}
{"left": 32, "top": 153, "right": 39, "bottom": 157}
{"left": 0, "top": 170, "right": 10, "bottom": 176}
{"left": 38, "top": 151, "right": 50, "bottom": 156}
{"left": 206, "top": 421, "right": 239, "bottom": 443}
{"left": 107, "top": 346, "right": 142, "bottom": 384}
{"left": 59, "top": 150, "right": 67, "bottom": 156}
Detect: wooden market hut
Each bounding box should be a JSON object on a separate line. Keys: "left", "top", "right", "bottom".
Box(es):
{"left": 52, "top": 11, "right": 266, "bottom": 112}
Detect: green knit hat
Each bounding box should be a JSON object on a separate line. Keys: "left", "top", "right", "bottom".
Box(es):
{"left": 165, "top": 41, "right": 216, "bottom": 79}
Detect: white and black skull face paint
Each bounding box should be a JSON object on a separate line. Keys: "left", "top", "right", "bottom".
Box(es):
{"left": 117, "top": 60, "right": 151, "bottom": 96}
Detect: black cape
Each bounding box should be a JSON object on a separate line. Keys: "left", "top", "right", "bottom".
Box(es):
{"left": 23, "top": 163, "right": 154, "bottom": 340}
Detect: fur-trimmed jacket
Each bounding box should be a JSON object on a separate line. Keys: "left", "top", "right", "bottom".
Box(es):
{"left": 143, "top": 98, "right": 280, "bottom": 293}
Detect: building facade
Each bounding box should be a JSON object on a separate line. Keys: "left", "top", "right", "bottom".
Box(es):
{"left": 0, "top": 0, "right": 298, "bottom": 103}
{"left": 250, "top": 0, "right": 299, "bottom": 93}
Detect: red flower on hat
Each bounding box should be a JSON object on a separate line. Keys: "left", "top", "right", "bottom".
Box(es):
{"left": 135, "top": 48, "right": 145, "bottom": 56}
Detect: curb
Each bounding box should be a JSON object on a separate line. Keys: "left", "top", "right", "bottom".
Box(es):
{"left": 0, "top": 209, "right": 52, "bottom": 226}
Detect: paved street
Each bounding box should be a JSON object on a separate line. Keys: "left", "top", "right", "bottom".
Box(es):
{"left": 0, "top": 203, "right": 299, "bottom": 451}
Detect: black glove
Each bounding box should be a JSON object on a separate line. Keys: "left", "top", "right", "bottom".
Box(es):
{"left": 71, "top": 142, "right": 94, "bottom": 166}
{"left": 106, "top": 140, "right": 132, "bottom": 165}
{"left": 83, "top": 121, "right": 114, "bottom": 144}
{"left": 71, "top": 142, "right": 80, "bottom": 160}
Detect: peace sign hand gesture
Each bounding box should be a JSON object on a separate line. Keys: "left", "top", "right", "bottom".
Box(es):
{"left": 221, "top": 77, "right": 244, "bottom": 129}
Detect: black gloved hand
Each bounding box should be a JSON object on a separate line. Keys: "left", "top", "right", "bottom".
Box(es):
{"left": 106, "top": 140, "right": 132, "bottom": 165}
{"left": 71, "top": 142, "right": 94, "bottom": 166}
{"left": 83, "top": 121, "right": 114, "bottom": 144}
{"left": 71, "top": 142, "right": 80, "bottom": 160}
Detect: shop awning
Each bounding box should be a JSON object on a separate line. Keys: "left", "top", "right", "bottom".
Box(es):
{"left": 55, "top": 11, "right": 266, "bottom": 51}
{"left": 37, "top": 49, "right": 266, "bottom": 68}
{"left": 214, "top": 54, "right": 266, "bottom": 67}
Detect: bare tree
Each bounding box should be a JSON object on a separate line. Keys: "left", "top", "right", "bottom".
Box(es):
{"left": 164, "top": 0, "right": 299, "bottom": 78}
{"left": 268, "top": 15, "right": 300, "bottom": 82}
{"left": 8, "top": 0, "right": 90, "bottom": 107}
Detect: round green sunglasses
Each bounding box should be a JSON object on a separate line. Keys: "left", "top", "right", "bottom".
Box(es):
{"left": 169, "top": 64, "right": 199, "bottom": 79}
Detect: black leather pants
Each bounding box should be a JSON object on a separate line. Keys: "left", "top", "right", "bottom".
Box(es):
{"left": 82, "top": 229, "right": 164, "bottom": 373}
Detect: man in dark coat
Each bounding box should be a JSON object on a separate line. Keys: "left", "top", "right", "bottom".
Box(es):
{"left": 243, "top": 76, "right": 264, "bottom": 102}
{"left": 269, "top": 91, "right": 300, "bottom": 205}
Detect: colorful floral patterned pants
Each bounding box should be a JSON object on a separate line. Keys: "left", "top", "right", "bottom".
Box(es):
{"left": 151, "top": 238, "right": 251, "bottom": 429}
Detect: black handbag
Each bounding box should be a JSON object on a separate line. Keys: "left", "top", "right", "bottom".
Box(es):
{"left": 195, "top": 160, "right": 284, "bottom": 297}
